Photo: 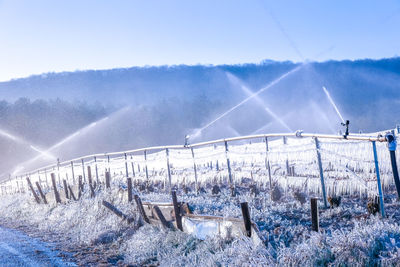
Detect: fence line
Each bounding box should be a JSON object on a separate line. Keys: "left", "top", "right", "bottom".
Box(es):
{"left": 0, "top": 130, "right": 399, "bottom": 207}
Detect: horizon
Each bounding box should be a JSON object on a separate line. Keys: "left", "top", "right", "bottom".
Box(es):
{"left": 2, "top": 56, "right": 399, "bottom": 83}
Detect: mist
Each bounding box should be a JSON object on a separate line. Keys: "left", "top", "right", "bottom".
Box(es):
{"left": 0, "top": 57, "right": 399, "bottom": 178}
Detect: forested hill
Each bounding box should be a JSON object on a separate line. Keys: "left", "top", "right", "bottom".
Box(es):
{"left": 0, "top": 58, "right": 399, "bottom": 176}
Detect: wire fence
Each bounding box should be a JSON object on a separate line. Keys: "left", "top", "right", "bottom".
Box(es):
{"left": 1, "top": 130, "right": 399, "bottom": 213}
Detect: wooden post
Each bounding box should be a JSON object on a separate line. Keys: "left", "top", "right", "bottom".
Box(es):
{"left": 105, "top": 171, "right": 111, "bottom": 189}
{"left": 68, "top": 186, "right": 77, "bottom": 201}
{"left": 51, "top": 173, "right": 61, "bottom": 204}
{"left": 224, "top": 140, "right": 235, "bottom": 196}
{"left": 35, "top": 182, "right": 47, "bottom": 204}
{"left": 386, "top": 134, "right": 400, "bottom": 199}
{"left": 63, "top": 179, "right": 69, "bottom": 199}
{"left": 87, "top": 166, "right": 95, "bottom": 198}
{"left": 26, "top": 177, "right": 40, "bottom": 204}
{"left": 153, "top": 205, "right": 170, "bottom": 228}
{"left": 78, "top": 175, "right": 83, "bottom": 199}
{"left": 94, "top": 156, "right": 99, "bottom": 185}
{"left": 127, "top": 178, "right": 133, "bottom": 202}
{"left": 314, "top": 138, "right": 328, "bottom": 208}
{"left": 134, "top": 195, "right": 149, "bottom": 223}
{"left": 171, "top": 191, "right": 183, "bottom": 231}
{"left": 311, "top": 198, "right": 319, "bottom": 232}
{"left": 166, "top": 148, "right": 172, "bottom": 192}
{"left": 81, "top": 158, "right": 86, "bottom": 182}
{"left": 70, "top": 161, "right": 75, "bottom": 185}
{"left": 240, "top": 202, "right": 252, "bottom": 237}
{"left": 372, "top": 141, "right": 386, "bottom": 217}
{"left": 191, "top": 147, "right": 198, "bottom": 193}
{"left": 265, "top": 137, "right": 272, "bottom": 190}
{"left": 102, "top": 200, "right": 134, "bottom": 223}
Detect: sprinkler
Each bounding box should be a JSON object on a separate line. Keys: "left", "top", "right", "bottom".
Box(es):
{"left": 341, "top": 120, "right": 350, "bottom": 139}
{"left": 184, "top": 135, "right": 190, "bottom": 147}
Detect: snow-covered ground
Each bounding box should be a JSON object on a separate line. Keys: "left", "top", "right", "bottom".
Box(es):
{"left": 1, "top": 184, "right": 400, "bottom": 266}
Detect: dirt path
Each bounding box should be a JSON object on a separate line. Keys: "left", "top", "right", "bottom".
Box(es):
{"left": 0, "top": 226, "right": 76, "bottom": 267}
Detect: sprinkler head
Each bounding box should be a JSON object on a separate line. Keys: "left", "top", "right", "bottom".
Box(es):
{"left": 184, "top": 135, "right": 190, "bottom": 147}
{"left": 385, "top": 133, "right": 397, "bottom": 151}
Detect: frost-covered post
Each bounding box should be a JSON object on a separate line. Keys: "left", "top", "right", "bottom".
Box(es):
{"left": 70, "top": 161, "right": 75, "bottom": 185}
{"left": 44, "top": 168, "right": 49, "bottom": 190}
{"left": 94, "top": 156, "right": 99, "bottom": 185}
{"left": 314, "top": 138, "right": 328, "bottom": 208}
{"left": 130, "top": 155, "right": 135, "bottom": 177}
{"left": 386, "top": 133, "right": 400, "bottom": 199}
{"left": 81, "top": 158, "right": 86, "bottom": 182}
{"left": 57, "top": 158, "right": 61, "bottom": 186}
{"left": 310, "top": 198, "right": 319, "bottom": 232}
{"left": 26, "top": 177, "right": 40, "bottom": 204}
{"left": 51, "top": 173, "right": 61, "bottom": 204}
{"left": 107, "top": 155, "right": 111, "bottom": 173}
{"left": 224, "top": 140, "right": 235, "bottom": 196}
{"left": 191, "top": 147, "right": 198, "bottom": 193}
{"left": 372, "top": 141, "right": 386, "bottom": 217}
{"left": 264, "top": 137, "right": 272, "bottom": 190}
{"left": 144, "top": 150, "right": 149, "bottom": 183}
{"left": 105, "top": 171, "right": 111, "bottom": 189}
{"left": 240, "top": 202, "right": 252, "bottom": 237}
{"left": 127, "top": 177, "right": 133, "bottom": 202}
{"left": 166, "top": 148, "right": 172, "bottom": 191}
{"left": 124, "top": 153, "right": 129, "bottom": 178}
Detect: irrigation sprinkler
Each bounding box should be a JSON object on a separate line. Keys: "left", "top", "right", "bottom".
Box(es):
{"left": 341, "top": 120, "right": 350, "bottom": 139}
{"left": 386, "top": 133, "right": 400, "bottom": 199}
{"left": 372, "top": 141, "right": 386, "bottom": 217}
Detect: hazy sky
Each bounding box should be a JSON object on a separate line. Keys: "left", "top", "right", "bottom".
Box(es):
{"left": 0, "top": 0, "right": 399, "bottom": 81}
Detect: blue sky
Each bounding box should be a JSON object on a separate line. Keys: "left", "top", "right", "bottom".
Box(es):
{"left": 0, "top": 0, "right": 399, "bottom": 81}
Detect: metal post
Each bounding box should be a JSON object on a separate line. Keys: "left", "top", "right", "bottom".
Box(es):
{"left": 57, "top": 158, "right": 61, "bottom": 185}
{"left": 265, "top": 137, "right": 272, "bottom": 190}
{"left": 144, "top": 150, "right": 149, "bottom": 182}
{"left": 166, "top": 148, "right": 172, "bottom": 191}
{"left": 191, "top": 147, "right": 198, "bottom": 193}
{"left": 124, "top": 153, "right": 129, "bottom": 178}
{"left": 81, "top": 158, "right": 86, "bottom": 182}
{"left": 94, "top": 156, "right": 99, "bottom": 184}
{"left": 314, "top": 138, "right": 328, "bottom": 208}
{"left": 372, "top": 141, "right": 386, "bottom": 217}
{"left": 131, "top": 155, "right": 135, "bottom": 177}
{"left": 70, "top": 161, "right": 75, "bottom": 185}
{"left": 224, "top": 140, "right": 235, "bottom": 196}
{"left": 386, "top": 133, "right": 400, "bottom": 199}
{"left": 107, "top": 155, "right": 111, "bottom": 173}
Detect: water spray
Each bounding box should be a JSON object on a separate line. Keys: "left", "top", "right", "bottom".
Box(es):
{"left": 191, "top": 65, "right": 303, "bottom": 140}
{"left": 322, "top": 86, "right": 345, "bottom": 124}
{"left": 0, "top": 128, "right": 56, "bottom": 160}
